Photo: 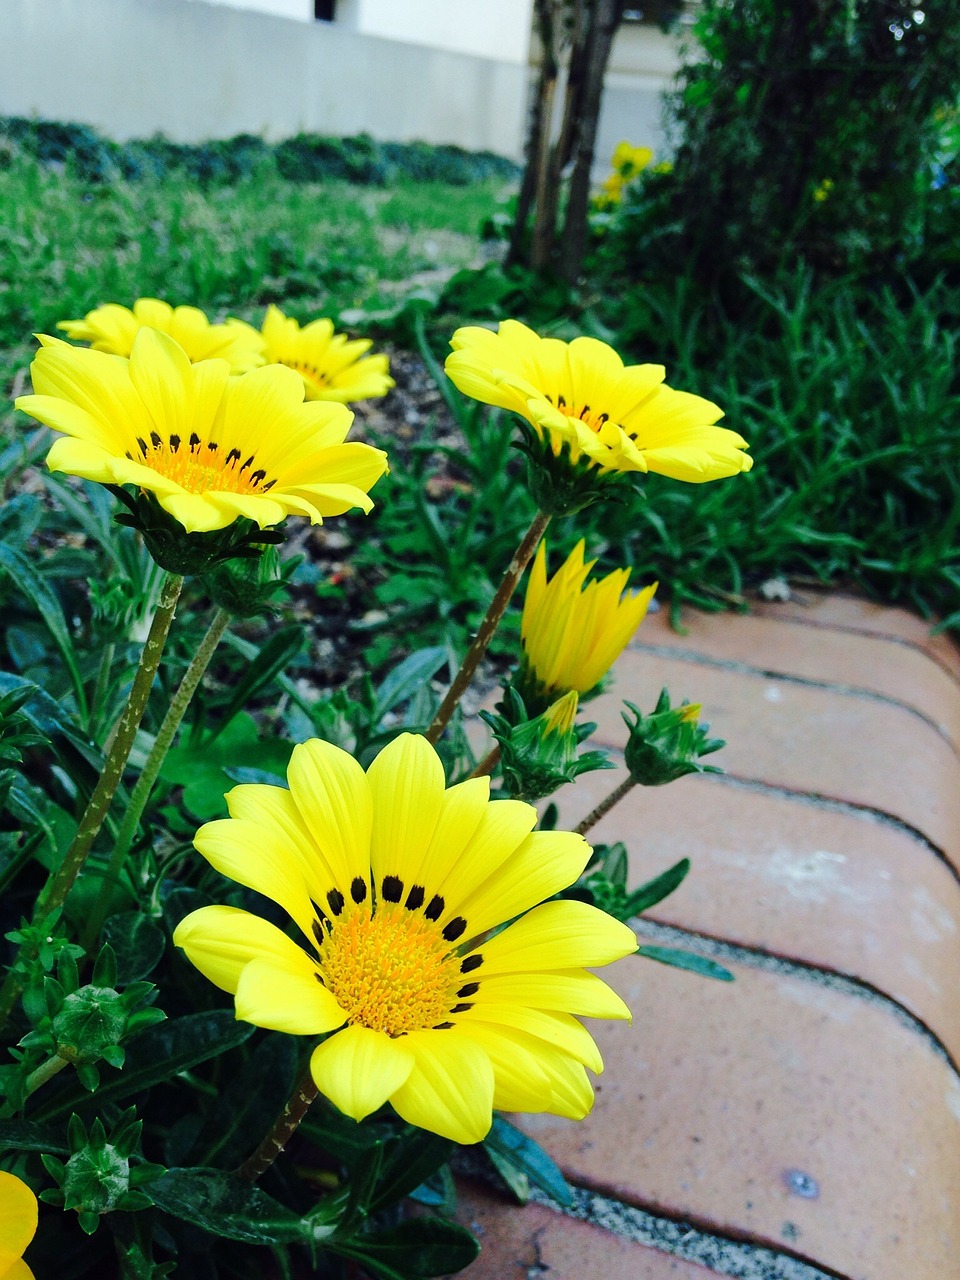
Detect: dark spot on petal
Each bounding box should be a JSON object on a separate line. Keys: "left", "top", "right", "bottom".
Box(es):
{"left": 442, "top": 916, "right": 467, "bottom": 942}
{"left": 226, "top": 447, "right": 242, "bottom": 466}
{"left": 239, "top": 455, "right": 254, "bottom": 473}
{"left": 314, "top": 973, "right": 325, "bottom": 984}
{"left": 433, "top": 1021, "right": 454, "bottom": 1030}
{"left": 405, "top": 884, "right": 425, "bottom": 911}
{"left": 136, "top": 436, "right": 148, "bottom": 456}
{"left": 326, "top": 888, "right": 345, "bottom": 917}
{"left": 382, "top": 875, "right": 403, "bottom": 903}
{"left": 189, "top": 432, "right": 201, "bottom": 451}
{"left": 460, "top": 954, "right": 482, "bottom": 973}
{"left": 150, "top": 431, "right": 162, "bottom": 449}
{"left": 207, "top": 440, "right": 218, "bottom": 452}
{"left": 557, "top": 394, "right": 566, "bottom": 408}
{"left": 262, "top": 479, "right": 276, "bottom": 491}
{"left": 597, "top": 412, "right": 609, "bottom": 427}
{"left": 457, "top": 982, "right": 479, "bottom": 998}
{"left": 312, "top": 920, "right": 326, "bottom": 947}
{"left": 350, "top": 877, "right": 367, "bottom": 904}
{"left": 425, "top": 895, "right": 444, "bottom": 921}
{"left": 169, "top": 434, "right": 180, "bottom": 452}
{"left": 451, "top": 1002, "right": 473, "bottom": 1013}
{"left": 250, "top": 468, "right": 266, "bottom": 486}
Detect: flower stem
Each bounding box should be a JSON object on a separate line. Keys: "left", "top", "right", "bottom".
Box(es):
{"left": 238, "top": 1068, "right": 319, "bottom": 1182}
{"left": 469, "top": 744, "right": 501, "bottom": 779}
{"left": 425, "top": 511, "right": 551, "bottom": 746}
{"left": 0, "top": 572, "right": 185, "bottom": 1030}
{"left": 81, "top": 605, "right": 232, "bottom": 952}
{"left": 574, "top": 773, "right": 638, "bottom": 836}
{"left": 23, "top": 1053, "right": 69, "bottom": 1099}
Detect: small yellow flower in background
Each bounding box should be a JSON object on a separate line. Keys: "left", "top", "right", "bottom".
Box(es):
{"left": 258, "top": 305, "right": 394, "bottom": 403}
{"left": 174, "top": 732, "right": 636, "bottom": 1145}
{"left": 812, "top": 178, "right": 834, "bottom": 204}
{"left": 445, "top": 320, "right": 752, "bottom": 483}
{"left": 611, "top": 140, "right": 653, "bottom": 180}
{"left": 15, "top": 329, "right": 388, "bottom": 534}
{"left": 520, "top": 539, "right": 657, "bottom": 705}
{"left": 0, "top": 1170, "right": 37, "bottom": 1280}
{"left": 58, "top": 297, "right": 265, "bottom": 372}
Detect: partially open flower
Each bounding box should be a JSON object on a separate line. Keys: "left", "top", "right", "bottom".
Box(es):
{"left": 57, "top": 297, "right": 265, "bottom": 372}
{"left": 174, "top": 733, "right": 636, "bottom": 1145}
{"left": 258, "top": 305, "right": 394, "bottom": 403}
{"left": 517, "top": 539, "right": 656, "bottom": 713}
{"left": 16, "top": 329, "right": 388, "bottom": 537}
{"left": 445, "top": 320, "right": 752, "bottom": 496}
{"left": 0, "top": 1169, "right": 37, "bottom": 1280}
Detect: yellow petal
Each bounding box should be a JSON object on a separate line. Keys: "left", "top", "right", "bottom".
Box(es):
{"left": 172, "top": 905, "right": 315, "bottom": 996}
{"left": 455, "top": 830, "right": 592, "bottom": 936}
{"left": 225, "top": 783, "right": 332, "bottom": 905}
{"left": 366, "top": 734, "right": 446, "bottom": 888}
{"left": 474, "top": 900, "right": 638, "bottom": 974}
{"left": 234, "top": 956, "right": 346, "bottom": 1034}
{"left": 286, "top": 739, "right": 372, "bottom": 899}
{"left": 0, "top": 1171, "right": 37, "bottom": 1260}
{"left": 468, "top": 969, "right": 633, "bottom": 1021}
{"left": 454, "top": 1023, "right": 552, "bottom": 1112}
{"left": 433, "top": 799, "right": 538, "bottom": 921}
{"left": 457, "top": 1002, "right": 603, "bottom": 1073}
{"left": 390, "top": 1030, "right": 495, "bottom": 1144}
{"left": 310, "top": 1024, "right": 414, "bottom": 1122}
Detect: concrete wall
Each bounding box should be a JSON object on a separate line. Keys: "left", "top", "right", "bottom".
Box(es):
{"left": 335, "top": 0, "right": 534, "bottom": 65}
{"left": 0, "top": 0, "right": 529, "bottom": 155}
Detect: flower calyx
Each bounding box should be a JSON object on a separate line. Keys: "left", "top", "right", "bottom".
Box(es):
{"left": 482, "top": 687, "right": 612, "bottom": 802}
{"left": 512, "top": 419, "right": 637, "bottom": 516}
{"left": 622, "top": 688, "right": 725, "bottom": 787}
{"left": 201, "top": 542, "right": 299, "bottom": 618}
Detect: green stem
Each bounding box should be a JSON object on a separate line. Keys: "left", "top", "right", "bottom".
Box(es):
{"left": 574, "top": 773, "right": 638, "bottom": 837}
{"left": 0, "top": 572, "right": 185, "bottom": 1030}
{"left": 82, "top": 606, "right": 231, "bottom": 951}
{"left": 238, "top": 1067, "right": 319, "bottom": 1182}
{"left": 425, "top": 510, "right": 551, "bottom": 747}
{"left": 23, "top": 1053, "right": 69, "bottom": 1099}
{"left": 89, "top": 640, "right": 115, "bottom": 739}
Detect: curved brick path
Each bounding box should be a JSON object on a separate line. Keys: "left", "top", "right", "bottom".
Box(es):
{"left": 453, "top": 592, "right": 960, "bottom": 1280}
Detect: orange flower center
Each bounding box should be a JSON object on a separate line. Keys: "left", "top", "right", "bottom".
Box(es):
{"left": 283, "top": 359, "right": 329, "bottom": 393}
{"left": 317, "top": 906, "right": 460, "bottom": 1037}
{"left": 129, "top": 431, "right": 276, "bottom": 497}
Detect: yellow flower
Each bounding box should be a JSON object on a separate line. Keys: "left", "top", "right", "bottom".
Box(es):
{"left": 0, "top": 1170, "right": 37, "bottom": 1280}
{"left": 520, "top": 539, "right": 657, "bottom": 702}
{"left": 259, "top": 305, "right": 394, "bottom": 403}
{"left": 611, "top": 141, "right": 653, "bottom": 179}
{"left": 445, "top": 320, "right": 752, "bottom": 483}
{"left": 58, "top": 298, "right": 265, "bottom": 372}
{"left": 16, "top": 329, "right": 388, "bottom": 535}
{"left": 812, "top": 178, "right": 834, "bottom": 204}
{"left": 173, "top": 733, "right": 636, "bottom": 1145}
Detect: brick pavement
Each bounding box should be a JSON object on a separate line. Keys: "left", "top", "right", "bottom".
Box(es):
{"left": 451, "top": 591, "right": 960, "bottom": 1280}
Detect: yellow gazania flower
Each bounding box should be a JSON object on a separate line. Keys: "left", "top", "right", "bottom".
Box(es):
{"left": 445, "top": 319, "right": 753, "bottom": 483}
{"left": 611, "top": 141, "right": 653, "bottom": 179}
{"left": 0, "top": 1170, "right": 37, "bottom": 1280}
{"left": 521, "top": 539, "right": 657, "bottom": 699}
{"left": 258, "top": 305, "right": 394, "bottom": 404}
{"left": 57, "top": 297, "right": 265, "bottom": 373}
{"left": 173, "top": 733, "right": 636, "bottom": 1145}
{"left": 15, "top": 329, "right": 388, "bottom": 535}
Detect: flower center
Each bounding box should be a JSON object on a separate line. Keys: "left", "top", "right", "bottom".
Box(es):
{"left": 284, "top": 359, "right": 328, "bottom": 392}
{"left": 545, "top": 392, "right": 611, "bottom": 436}
{"left": 130, "top": 432, "right": 276, "bottom": 496}
{"left": 317, "top": 905, "right": 461, "bottom": 1037}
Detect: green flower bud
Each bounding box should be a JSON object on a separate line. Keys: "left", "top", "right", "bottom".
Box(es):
{"left": 482, "top": 688, "right": 612, "bottom": 802}
{"left": 623, "top": 688, "right": 725, "bottom": 786}
{"left": 201, "top": 542, "right": 297, "bottom": 618}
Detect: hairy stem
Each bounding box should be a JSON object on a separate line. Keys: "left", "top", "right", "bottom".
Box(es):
{"left": 574, "top": 773, "right": 637, "bottom": 837}
{"left": 469, "top": 744, "right": 501, "bottom": 778}
{"left": 0, "top": 572, "right": 185, "bottom": 1029}
{"left": 238, "top": 1068, "right": 319, "bottom": 1182}
{"left": 23, "top": 1053, "right": 69, "bottom": 1099}
{"left": 425, "top": 511, "right": 550, "bottom": 746}
{"left": 82, "top": 606, "right": 231, "bottom": 950}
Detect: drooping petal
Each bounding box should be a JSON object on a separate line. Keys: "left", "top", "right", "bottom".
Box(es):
{"left": 234, "top": 957, "right": 347, "bottom": 1035}
{"left": 310, "top": 1024, "right": 415, "bottom": 1122}
{"left": 390, "top": 1031, "right": 495, "bottom": 1144}
{"left": 456, "top": 1002, "right": 603, "bottom": 1073}
{"left": 172, "top": 905, "right": 316, "bottom": 996}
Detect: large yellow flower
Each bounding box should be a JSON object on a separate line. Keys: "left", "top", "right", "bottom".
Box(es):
{"left": 16, "top": 329, "right": 388, "bottom": 534}
{"left": 445, "top": 319, "right": 752, "bottom": 483}
{"left": 173, "top": 733, "right": 636, "bottom": 1145}
{"left": 58, "top": 298, "right": 265, "bottom": 372}
{"left": 520, "top": 539, "right": 656, "bottom": 703}
{"left": 0, "top": 1170, "right": 37, "bottom": 1280}
{"left": 258, "top": 305, "right": 394, "bottom": 403}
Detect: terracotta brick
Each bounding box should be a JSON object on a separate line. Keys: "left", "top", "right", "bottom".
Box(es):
{"left": 631, "top": 605, "right": 960, "bottom": 751}
{"left": 750, "top": 590, "right": 960, "bottom": 683}
{"left": 583, "top": 650, "right": 960, "bottom": 871}
{"left": 447, "top": 1182, "right": 720, "bottom": 1280}
{"left": 554, "top": 767, "right": 960, "bottom": 1066}
{"left": 515, "top": 958, "right": 960, "bottom": 1280}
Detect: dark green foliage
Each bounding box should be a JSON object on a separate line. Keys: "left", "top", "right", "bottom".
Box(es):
{"left": 609, "top": 0, "right": 960, "bottom": 290}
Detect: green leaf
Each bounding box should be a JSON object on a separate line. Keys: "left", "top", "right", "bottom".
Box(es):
{"left": 162, "top": 713, "right": 294, "bottom": 820}
{"left": 101, "top": 912, "right": 167, "bottom": 983}
{"left": 366, "top": 1130, "right": 454, "bottom": 1216}
{"left": 0, "top": 1120, "right": 68, "bottom": 1155}
{"left": 372, "top": 647, "right": 447, "bottom": 723}
{"left": 625, "top": 858, "right": 691, "bottom": 916}
{"left": 637, "top": 945, "right": 735, "bottom": 981}
{"left": 484, "top": 1116, "right": 571, "bottom": 1207}
{"left": 337, "top": 1218, "right": 479, "bottom": 1280}
{"left": 214, "top": 624, "right": 305, "bottom": 733}
{"left": 0, "top": 541, "right": 88, "bottom": 720}
{"left": 149, "top": 1167, "right": 310, "bottom": 1245}
{"left": 32, "top": 1011, "right": 255, "bottom": 1120}
{"left": 191, "top": 1033, "right": 299, "bottom": 1168}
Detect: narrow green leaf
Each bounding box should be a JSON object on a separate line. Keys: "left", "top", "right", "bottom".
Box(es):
{"left": 214, "top": 624, "right": 305, "bottom": 733}
{"left": 32, "top": 1011, "right": 254, "bottom": 1120}
{"left": 484, "top": 1116, "right": 571, "bottom": 1207}
{"left": 149, "top": 1167, "right": 310, "bottom": 1244}
{"left": 637, "top": 945, "right": 735, "bottom": 981}
{"left": 337, "top": 1218, "right": 479, "bottom": 1280}
{"left": 372, "top": 647, "right": 448, "bottom": 723}
{"left": 102, "top": 912, "right": 167, "bottom": 983}
{"left": 625, "top": 858, "right": 691, "bottom": 916}
{"left": 366, "top": 1130, "right": 454, "bottom": 1215}
{"left": 0, "top": 1120, "right": 68, "bottom": 1154}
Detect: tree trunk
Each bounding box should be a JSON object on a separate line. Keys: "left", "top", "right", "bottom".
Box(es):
{"left": 508, "top": 0, "right": 560, "bottom": 267}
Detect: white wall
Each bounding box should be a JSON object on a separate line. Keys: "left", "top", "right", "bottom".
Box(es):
{"left": 0, "top": 0, "right": 529, "bottom": 156}
{"left": 184, "top": 0, "right": 312, "bottom": 21}
{"left": 335, "top": 0, "right": 534, "bottom": 65}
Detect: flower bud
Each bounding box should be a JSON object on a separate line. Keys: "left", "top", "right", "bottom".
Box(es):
{"left": 623, "top": 688, "right": 725, "bottom": 786}
{"left": 482, "top": 688, "right": 612, "bottom": 802}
